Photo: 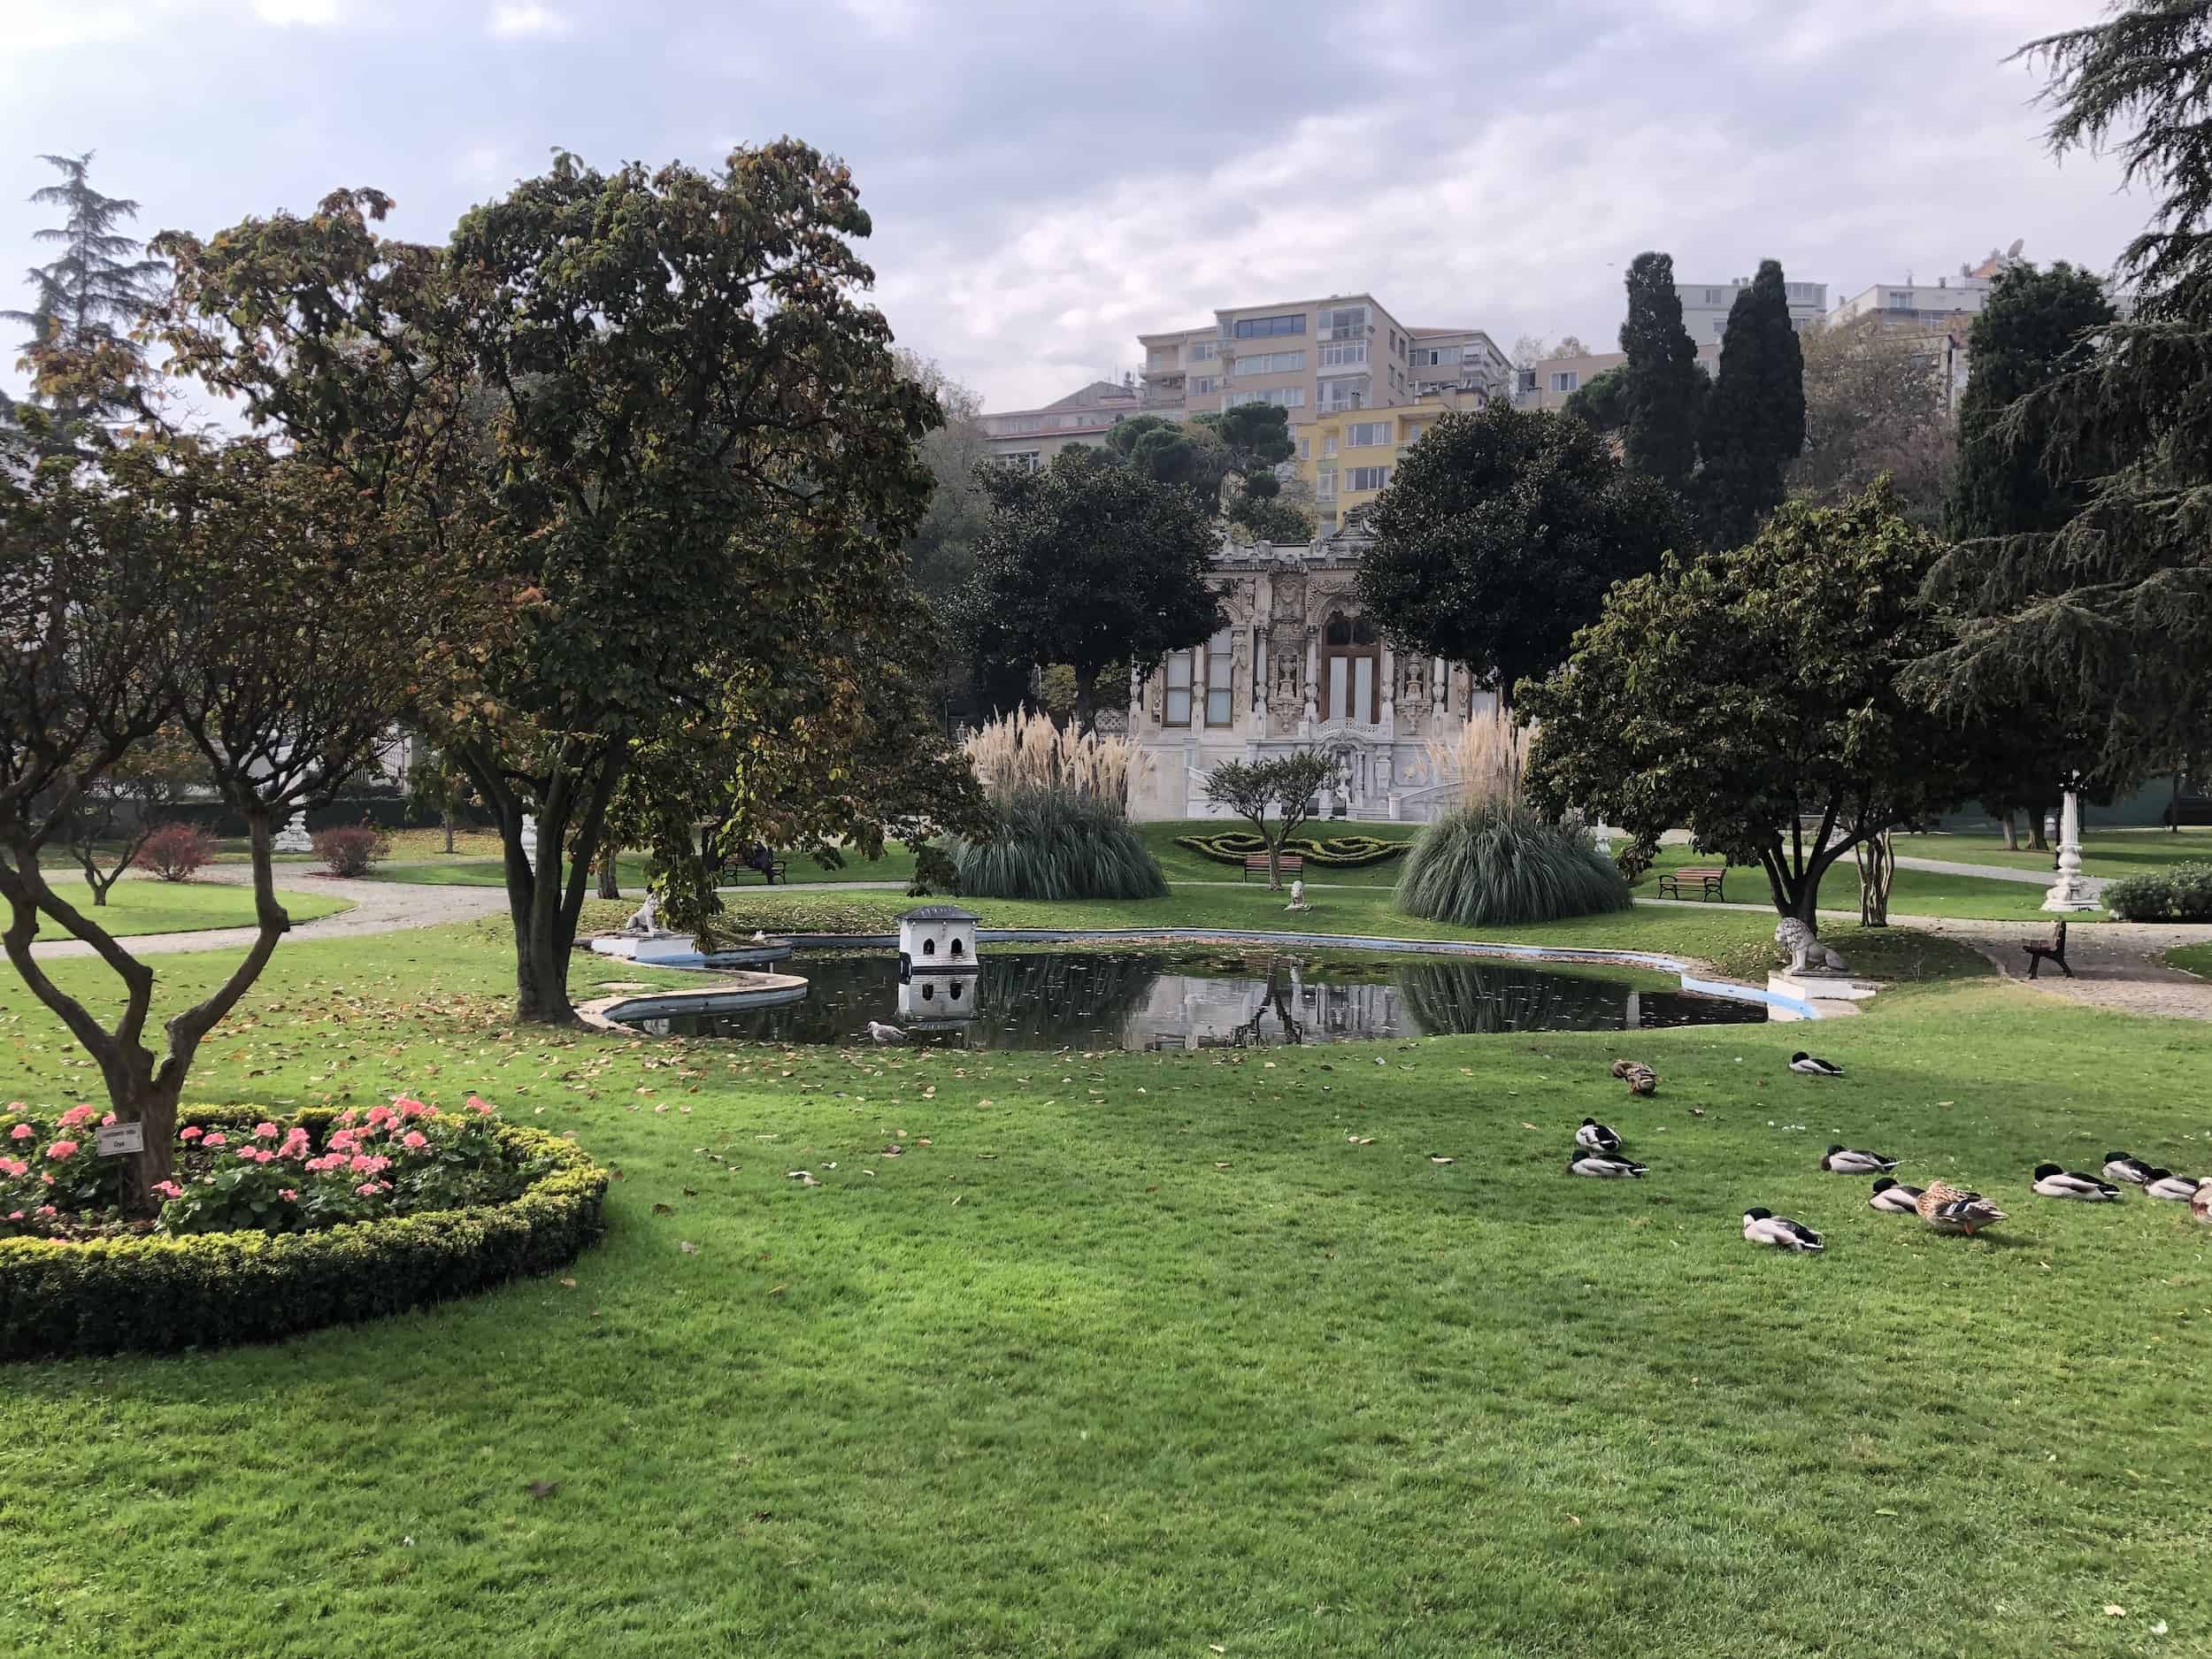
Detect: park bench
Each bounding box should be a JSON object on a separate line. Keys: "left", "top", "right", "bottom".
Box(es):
{"left": 719, "top": 857, "right": 788, "bottom": 887}
{"left": 2164, "top": 795, "right": 2212, "bottom": 830}
{"left": 1655, "top": 865, "right": 1728, "bottom": 902}
{"left": 2023, "top": 920, "right": 2073, "bottom": 979}
{"left": 1243, "top": 853, "right": 1303, "bottom": 883}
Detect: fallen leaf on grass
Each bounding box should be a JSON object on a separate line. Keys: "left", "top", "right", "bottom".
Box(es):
{"left": 1346, "top": 1134, "right": 1373, "bottom": 1146}
{"left": 526, "top": 1480, "right": 561, "bottom": 1500}
{"left": 682, "top": 1187, "right": 698, "bottom": 1197}
{"left": 786, "top": 1171, "right": 819, "bottom": 1186}
{"left": 1520, "top": 1122, "right": 1539, "bottom": 1132}
{"left": 1429, "top": 1155, "right": 1455, "bottom": 1164}
{"left": 558, "top": 1278, "right": 577, "bottom": 1289}
{"left": 680, "top": 1240, "right": 700, "bottom": 1255}
{"left": 652, "top": 1202, "right": 675, "bottom": 1216}
{"left": 1565, "top": 1514, "right": 1581, "bottom": 1526}
{"left": 768, "top": 1284, "right": 786, "bottom": 1296}
{"left": 2103, "top": 1604, "right": 2126, "bottom": 1617}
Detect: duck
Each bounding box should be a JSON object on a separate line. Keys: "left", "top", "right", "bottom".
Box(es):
{"left": 1868, "top": 1176, "right": 1924, "bottom": 1214}
{"left": 2145, "top": 1168, "right": 2204, "bottom": 1202}
{"left": 864, "top": 1019, "right": 907, "bottom": 1045}
{"left": 2102, "top": 1152, "right": 2154, "bottom": 1185}
{"left": 2031, "top": 1163, "right": 2122, "bottom": 1201}
{"left": 1916, "top": 1179, "right": 2006, "bottom": 1235}
{"left": 1610, "top": 1059, "right": 1657, "bottom": 1096}
{"left": 1741, "top": 1208, "right": 1824, "bottom": 1251}
{"left": 2193, "top": 1181, "right": 2211, "bottom": 1225}
{"left": 1567, "top": 1149, "right": 1647, "bottom": 1179}
{"left": 1820, "top": 1145, "right": 1898, "bottom": 1174}
{"left": 1576, "top": 1118, "right": 1623, "bottom": 1154}
{"left": 1789, "top": 1052, "right": 1845, "bottom": 1077}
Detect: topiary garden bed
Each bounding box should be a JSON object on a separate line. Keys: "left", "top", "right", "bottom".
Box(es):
{"left": 0, "top": 1097, "right": 608, "bottom": 1359}
{"left": 1173, "top": 830, "right": 1409, "bottom": 869}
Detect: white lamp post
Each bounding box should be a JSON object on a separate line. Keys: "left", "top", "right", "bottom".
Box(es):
{"left": 2042, "top": 770, "right": 2099, "bottom": 913}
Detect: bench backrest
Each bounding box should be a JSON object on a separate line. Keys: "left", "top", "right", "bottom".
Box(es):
{"left": 2050, "top": 919, "right": 2067, "bottom": 949}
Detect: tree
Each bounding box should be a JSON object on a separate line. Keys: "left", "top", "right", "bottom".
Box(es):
{"left": 405, "top": 747, "right": 480, "bottom": 856}
{"left": 1561, "top": 365, "right": 1628, "bottom": 434}
{"left": 1943, "top": 261, "right": 2113, "bottom": 541}
{"left": 1110, "top": 401, "right": 1309, "bottom": 540}
{"left": 968, "top": 448, "right": 1221, "bottom": 728}
{"left": 1202, "top": 750, "right": 1339, "bottom": 890}
{"left": 162, "top": 145, "right": 953, "bottom": 1025}
{"left": 0, "top": 152, "right": 165, "bottom": 440}
{"left": 1909, "top": 4, "right": 2212, "bottom": 780}
{"left": 1698, "top": 258, "right": 1806, "bottom": 546}
{"left": 1519, "top": 484, "right": 1966, "bottom": 928}
{"left": 895, "top": 354, "right": 995, "bottom": 719}
{"left": 1617, "top": 251, "right": 1706, "bottom": 491}
{"left": 58, "top": 728, "right": 204, "bottom": 904}
{"left": 1355, "top": 403, "right": 1686, "bottom": 701}
{"left": 1787, "top": 316, "right": 1953, "bottom": 526}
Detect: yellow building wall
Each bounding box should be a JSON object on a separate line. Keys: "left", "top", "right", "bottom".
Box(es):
{"left": 1293, "top": 396, "right": 1465, "bottom": 528}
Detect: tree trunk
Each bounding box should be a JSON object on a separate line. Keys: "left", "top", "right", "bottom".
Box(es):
{"left": 442, "top": 809, "right": 456, "bottom": 855}
{"left": 2027, "top": 798, "right": 2050, "bottom": 852}
{"left": 1266, "top": 840, "right": 1282, "bottom": 891}
{"left": 1071, "top": 668, "right": 1099, "bottom": 734}
{"left": 1855, "top": 832, "right": 1893, "bottom": 928}
{"left": 1999, "top": 810, "right": 2018, "bottom": 852}
{"left": 596, "top": 847, "right": 620, "bottom": 900}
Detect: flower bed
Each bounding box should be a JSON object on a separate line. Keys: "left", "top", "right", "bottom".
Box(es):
{"left": 1174, "top": 830, "right": 1409, "bottom": 869}
{"left": 0, "top": 1097, "right": 608, "bottom": 1359}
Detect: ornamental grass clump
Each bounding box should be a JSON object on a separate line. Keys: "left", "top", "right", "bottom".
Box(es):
{"left": 954, "top": 713, "right": 1167, "bottom": 900}
{"left": 1394, "top": 802, "right": 1632, "bottom": 928}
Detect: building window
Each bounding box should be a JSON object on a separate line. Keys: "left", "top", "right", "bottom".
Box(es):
{"left": 1188, "top": 375, "right": 1216, "bottom": 394}
{"left": 1322, "top": 612, "right": 1381, "bottom": 723}
{"left": 1188, "top": 341, "right": 1219, "bottom": 361}
{"left": 1347, "top": 420, "right": 1393, "bottom": 448}
{"left": 1401, "top": 421, "right": 1423, "bottom": 443}
{"left": 1233, "top": 349, "right": 1305, "bottom": 376}
{"left": 1319, "top": 304, "right": 1368, "bottom": 336}
{"left": 1548, "top": 371, "right": 1579, "bottom": 393}
{"left": 1316, "top": 467, "right": 1336, "bottom": 501}
{"left": 1704, "top": 288, "right": 1724, "bottom": 305}
{"left": 1413, "top": 344, "right": 1461, "bottom": 367}
{"left": 1319, "top": 342, "right": 1368, "bottom": 366}
{"left": 1296, "top": 437, "right": 1310, "bottom": 459}
{"left": 1346, "top": 465, "right": 1389, "bottom": 492}
{"left": 1233, "top": 312, "right": 1306, "bottom": 338}
{"left": 1225, "top": 387, "right": 1304, "bottom": 408}
{"left": 1322, "top": 434, "right": 1338, "bottom": 457}
{"left": 997, "top": 450, "right": 1041, "bottom": 472}
{"left": 1164, "top": 651, "right": 1194, "bottom": 727}
{"left": 1147, "top": 347, "right": 1178, "bottom": 369}
{"left": 1205, "top": 629, "right": 1233, "bottom": 726}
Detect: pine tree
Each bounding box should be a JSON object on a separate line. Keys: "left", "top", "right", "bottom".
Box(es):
{"left": 1, "top": 151, "right": 166, "bottom": 437}
{"left": 1698, "top": 259, "right": 1807, "bottom": 547}
{"left": 1617, "top": 250, "right": 1705, "bottom": 492}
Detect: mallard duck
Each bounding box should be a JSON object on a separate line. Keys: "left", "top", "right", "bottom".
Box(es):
{"left": 1820, "top": 1145, "right": 1898, "bottom": 1174}
{"left": 1789, "top": 1052, "right": 1845, "bottom": 1076}
{"left": 1568, "top": 1149, "right": 1647, "bottom": 1179}
{"left": 1611, "top": 1059, "right": 1656, "bottom": 1096}
{"left": 2145, "top": 1169, "right": 2204, "bottom": 1202}
{"left": 1868, "top": 1176, "right": 1924, "bottom": 1214}
{"left": 2192, "top": 1181, "right": 2211, "bottom": 1225}
{"left": 1742, "top": 1208, "right": 1824, "bottom": 1251}
{"left": 2102, "top": 1152, "right": 2154, "bottom": 1185}
{"left": 864, "top": 1019, "right": 907, "bottom": 1044}
{"left": 1916, "top": 1179, "right": 2006, "bottom": 1235}
{"left": 2032, "top": 1163, "right": 2122, "bottom": 1201}
{"left": 1576, "top": 1118, "right": 1622, "bottom": 1154}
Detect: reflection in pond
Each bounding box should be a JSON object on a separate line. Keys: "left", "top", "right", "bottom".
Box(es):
{"left": 635, "top": 950, "right": 1764, "bottom": 1049}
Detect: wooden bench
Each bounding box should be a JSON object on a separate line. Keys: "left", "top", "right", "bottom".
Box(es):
{"left": 1655, "top": 865, "right": 1727, "bottom": 902}
{"left": 1243, "top": 852, "right": 1304, "bottom": 882}
{"left": 2165, "top": 796, "right": 2212, "bottom": 830}
{"left": 2023, "top": 919, "right": 2072, "bottom": 979}
{"left": 718, "top": 858, "right": 788, "bottom": 886}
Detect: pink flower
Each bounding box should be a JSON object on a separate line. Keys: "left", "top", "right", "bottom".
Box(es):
{"left": 202, "top": 1133, "right": 227, "bottom": 1148}
{"left": 279, "top": 1188, "right": 298, "bottom": 1202}
{"left": 152, "top": 1179, "right": 185, "bottom": 1200}
{"left": 5, "top": 1210, "right": 21, "bottom": 1221}
{"left": 366, "top": 1104, "right": 396, "bottom": 1126}
{"left": 465, "top": 1094, "right": 493, "bottom": 1115}
{"left": 8, "top": 1125, "right": 32, "bottom": 1142}
{"left": 280, "top": 1128, "right": 311, "bottom": 1160}
{"left": 45, "top": 1141, "right": 79, "bottom": 1160}
{"left": 58, "top": 1103, "right": 98, "bottom": 1128}
{"left": 180, "top": 1125, "right": 204, "bottom": 1142}
{"left": 238, "top": 1148, "right": 259, "bottom": 1161}
{"left": 254, "top": 1122, "right": 279, "bottom": 1139}
{"left": 35, "top": 1204, "right": 56, "bottom": 1217}
{"left": 254, "top": 1148, "right": 276, "bottom": 1164}
{"left": 354, "top": 1180, "right": 386, "bottom": 1197}
{"left": 328, "top": 1130, "right": 359, "bottom": 1153}
{"left": 0, "top": 1157, "right": 26, "bottom": 1179}
{"left": 402, "top": 1131, "right": 427, "bottom": 1149}
{"left": 100, "top": 1112, "right": 115, "bottom": 1127}
{"left": 336, "top": 1109, "right": 357, "bottom": 1127}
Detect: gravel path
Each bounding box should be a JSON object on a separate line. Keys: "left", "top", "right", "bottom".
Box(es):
{"left": 1918, "top": 917, "right": 2212, "bottom": 1020}
{"left": 1892, "top": 853, "right": 2106, "bottom": 896}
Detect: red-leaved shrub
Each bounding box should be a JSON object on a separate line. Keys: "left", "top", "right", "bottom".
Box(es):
{"left": 311, "top": 826, "right": 389, "bottom": 878}
{"left": 134, "top": 822, "right": 217, "bottom": 883}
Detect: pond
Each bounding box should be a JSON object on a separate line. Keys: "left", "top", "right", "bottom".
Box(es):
{"left": 628, "top": 949, "right": 1766, "bottom": 1049}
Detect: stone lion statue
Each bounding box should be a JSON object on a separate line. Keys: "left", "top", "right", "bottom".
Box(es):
{"left": 1776, "top": 917, "right": 1847, "bottom": 976}
{"left": 622, "top": 893, "right": 663, "bottom": 937}
{"left": 1284, "top": 879, "right": 1312, "bottom": 914}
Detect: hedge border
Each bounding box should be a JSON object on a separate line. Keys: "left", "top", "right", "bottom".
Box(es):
{"left": 1174, "top": 831, "right": 1409, "bottom": 869}
{"left": 2101, "top": 863, "right": 2212, "bottom": 923}
{"left": 0, "top": 1106, "right": 609, "bottom": 1361}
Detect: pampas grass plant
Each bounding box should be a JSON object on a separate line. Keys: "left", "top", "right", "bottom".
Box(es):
{"left": 1395, "top": 801, "right": 1632, "bottom": 927}
{"left": 954, "top": 713, "right": 1167, "bottom": 901}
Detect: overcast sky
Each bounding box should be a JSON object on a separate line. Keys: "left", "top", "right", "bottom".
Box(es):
{"left": 0, "top": 0, "right": 2155, "bottom": 414}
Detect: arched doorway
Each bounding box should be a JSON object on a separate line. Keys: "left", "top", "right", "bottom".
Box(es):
{"left": 1323, "top": 613, "right": 1380, "bottom": 724}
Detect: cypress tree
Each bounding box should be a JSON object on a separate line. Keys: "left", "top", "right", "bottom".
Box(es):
{"left": 1617, "top": 250, "right": 1704, "bottom": 491}
{"left": 1698, "top": 258, "right": 1807, "bottom": 547}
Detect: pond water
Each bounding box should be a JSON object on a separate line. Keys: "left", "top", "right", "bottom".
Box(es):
{"left": 632, "top": 950, "right": 1766, "bottom": 1049}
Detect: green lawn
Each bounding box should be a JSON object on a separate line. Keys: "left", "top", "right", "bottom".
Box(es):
{"left": 20, "top": 878, "right": 350, "bottom": 938}
{"left": 2168, "top": 942, "right": 2211, "bottom": 978}
{"left": 0, "top": 907, "right": 2205, "bottom": 1656}
{"left": 1895, "top": 827, "right": 2212, "bottom": 879}
{"left": 1141, "top": 816, "right": 1423, "bottom": 888}
{"left": 1632, "top": 842, "right": 2092, "bottom": 921}
{"left": 371, "top": 845, "right": 921, "bottom": 889}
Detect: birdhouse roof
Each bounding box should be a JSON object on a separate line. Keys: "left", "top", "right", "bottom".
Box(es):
{"left": 901, "top": 904, "right": 978, "bottom": 922}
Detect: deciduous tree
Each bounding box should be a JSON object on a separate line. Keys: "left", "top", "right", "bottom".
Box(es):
{"left": 1788, "top": 316, "right": 1953, "bottom": 526}
{"left": 1203, "top": 750, "right": 1338, "bottom": 889}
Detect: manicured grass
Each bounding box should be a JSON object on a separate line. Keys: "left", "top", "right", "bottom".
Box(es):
{"left": 0, "top": 916, "right": 2204, "bottom": 1657}
{"left": 371, "top": 845, "right": 920, "bottom": 888}
{"left": 1141, "top": 817, "right": 1422, "bottom": 887}
{"left": 2167, "top": 943, "right": 2211, "bottom": 979}
{"left": 1895, "top": 828, "right": 2212, "bottom": 879}
{"left": 19, "top": 878, "right": 350, "bottom": 938}
{"left": 1633, "top": 843, "right": 2094, "bottom": 921}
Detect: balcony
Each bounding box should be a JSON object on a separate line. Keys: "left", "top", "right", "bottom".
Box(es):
{"left": 1317, "top": 321, "right": 1374, "bottom": 343}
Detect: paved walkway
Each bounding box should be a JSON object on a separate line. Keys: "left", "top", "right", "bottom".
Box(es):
{"left": 24, "top": 869, "right": 509, "bottom": 962}
{"left": 1893, "top": 852, "right": 2105, "bottom": 897}
{"left": 1920, "top": 917, "right": 2212, "bottom": 1020}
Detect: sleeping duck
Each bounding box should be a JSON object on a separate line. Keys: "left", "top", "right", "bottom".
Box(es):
{"left": 1610, "top": 1059, "right": 1657, "bottom": 1096}
{"left": 2032, "top": 1163, "right": 2122, "bottom": 1201}
{"left": 1916, "top": 1179, "right": 2006, "bottom": 1235}
{"left": 1576, "top": 1118, "right": 1623, "bottom": 1154}
{"left": 1868, "top": 1176, "right": 1924, "bottom": 1214}
{"left": 2145, "top": 1168, "right": 2205, "bottom": 1202}
{"left": 2193, "top": 1182, "right": 2211, "bottom": 1225}
{"left": 1568, "top": 1149, "right": 1647, "bottom": 1179}
{"left": 1789, "top": 1052, "right": 1845, "bottom": 1076}
{"left": 2102, "top": 1152, "right": 2154, "bottom": 1185}
{"left": 1820, "top": 1145, "right": 1899, "bottom": 1174}
{"left": 1741, "top": 1208, "right": 1824, "bottom": 1252}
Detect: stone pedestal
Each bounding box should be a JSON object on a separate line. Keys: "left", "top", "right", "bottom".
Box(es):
{"left": 1770, "top": 970, "right": 1876, "bottom": 1005}
{"left": 273, "top": 813, "right": 311, "bottom": 854}
{"left": 631, "top": 933, "right": 699, "bottom": 965}
{"left": 2042, "top": 787, "right": 2099, "bottom": 912}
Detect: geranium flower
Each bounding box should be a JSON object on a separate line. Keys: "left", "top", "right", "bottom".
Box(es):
{"left": 279, "top": 1188, "right": 298, "bottom": 1202}
{"left": 328, "top": 1130, "right": 359, "bottom": 1153}
{"left": 202, "top": 1133, "right": 227, "bottom": 1148}
{"left": 354, "top": 1180, "right": 387, "bottom": 1197}
{"left": 254, "top": 1122, "right": 279, "bottom": 1139}
{"left": 152, "top": 1179, "right": 185, "bottom": 1200}
{"left": 238, "top": 1148, "right": 259, "bottom": 1161}
{"left": 180, "top": 1125, "right": 204, "bottom": 1142}
{"left": 35, "top": 1204, "right": 56, "bottom": 1217}
{"left": 58, "top": 1103, "right": 98, "bottom": 1128}
{"left": 402, "top": 1131, "right": 428, "bottom": 1149}
{"left": 465, "top": 1094, "right": 493, "bottom": 1115}
{"left": 0, "top": 1157, "right": 26, "bottom": 1179}
{"left": 8, "top": 1125, "right": 32, "bottom": 1141}
{"left": 45, "top": 1141, "right": 79, "bottom": 1160}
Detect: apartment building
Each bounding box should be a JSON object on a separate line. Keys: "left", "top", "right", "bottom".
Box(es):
{"left": 1293, "top": 393, "right": 1486, "bottom": 531}
{"left": 1135, "top": 294, "right": 1508, "bottom": 429}
{"left": 979, "top": 376, "right": 1146, "bottom": 471}
{"left": 1672, "top": 275, "right": 1828, "bottom": 346}
{"left": 1512, "top": 349, "right": 1627, "bottom": 411}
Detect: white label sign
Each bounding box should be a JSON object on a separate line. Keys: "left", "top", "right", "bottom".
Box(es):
{"left": 95, "top": 1121, "right": 145, "bottom": 1156}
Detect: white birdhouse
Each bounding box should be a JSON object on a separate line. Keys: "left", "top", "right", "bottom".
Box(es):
{"left": 897, "top": 972, "right": 979, "bottom": 1024}
{"left": 898, "top": 904, "right": 979, "bottom": 979}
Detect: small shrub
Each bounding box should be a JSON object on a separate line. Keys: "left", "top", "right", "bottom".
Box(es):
{"left": 2103, "top": 862, "right": 2212, "bottom": 922}
{"left": 312, "top": 825, "right": 389, "bottom": 878}
{"left": 954, "top": 785, "right": 1169, "bottom": 901}
{"left": 1174, "top": 830, "right": 1409, "bottom": 869}
{"left": 1395, "top": 802, "right": 1633, "bottom": 927}
{"left": 133, "top": 821, "right": 217, "bottom": 882}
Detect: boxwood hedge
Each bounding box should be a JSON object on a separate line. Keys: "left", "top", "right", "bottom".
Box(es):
{"left": 2102, "top": 862, "right": 2212, "bottom": 922}
{"left": 0, "top": 1106, "right": 608, "bottom": 1360}
{"left": 1174, "top": 830, "right": 1409, "bottom": 869}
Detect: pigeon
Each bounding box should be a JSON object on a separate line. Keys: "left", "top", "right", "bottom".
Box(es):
{"left": 1741, "top": 1208, "right": 1824, "bottom": 1251}
{"left": 1576, "top": 1118, "right": 1623, "bottom": 1154}
{"left": 865, "top": 1019, "right": 907, "bottom": 1044}
{"left": 1789, "top": 1052, "right": 1844, "bottom": 1076}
